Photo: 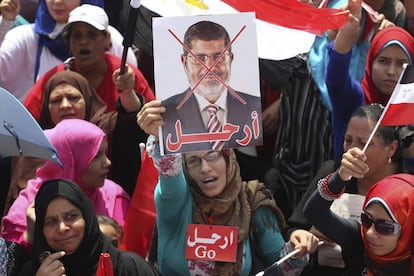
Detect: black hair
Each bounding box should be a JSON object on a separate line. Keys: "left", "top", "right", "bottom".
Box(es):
{"left": 97, "top": 215, "right": 123, "bottom": 247}
{"left": 351, "top": 104, "right": 403, "bottom": 164}
{"left": 183, "top": 21, "right": 231, "bottom": 55}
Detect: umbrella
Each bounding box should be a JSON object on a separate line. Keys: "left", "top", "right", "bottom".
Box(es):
{"left": 0, "top": 87, "right": 61, "bottom": 166}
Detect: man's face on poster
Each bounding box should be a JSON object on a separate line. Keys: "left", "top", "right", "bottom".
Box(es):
{"left": 181, "top": 38, "right": 234, "bottom": 103}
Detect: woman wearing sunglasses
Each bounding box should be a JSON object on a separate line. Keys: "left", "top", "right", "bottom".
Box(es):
{"left": 286, "top": 104, "right": 404, "bottom": 275}
{"left": 304, "top": 171, "right": 414, "bottom": 274}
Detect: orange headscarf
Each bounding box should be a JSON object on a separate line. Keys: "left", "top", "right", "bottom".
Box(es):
{"left": 361, "top": 27, "right": 414, "bottom": 105}
{"left": 361, "top": 173, "right": 414, "bottom": 275}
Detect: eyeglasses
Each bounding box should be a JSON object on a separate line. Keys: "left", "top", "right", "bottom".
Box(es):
{"left": 186, "top": 53, "right": 230, "bottom": 65}
{"left": 185, "top": 151, "right": 222, "bottom": 169}
{"left": 360, "top": 212, "right": 401, "bottom": 236}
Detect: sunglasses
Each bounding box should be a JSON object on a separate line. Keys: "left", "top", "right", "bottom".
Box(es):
{"left": 360, "top": 212, "right": 401, "bottom": 236}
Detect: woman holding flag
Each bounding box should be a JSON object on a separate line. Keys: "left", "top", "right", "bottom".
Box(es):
{"left": 304, "top": 171, "right": 414, "bottom": 275}
{"left": 326, "top": 0, "right": 414, "bottom": 159}
{"left": 286, "top": 103, "right": 405, "bottom": 275}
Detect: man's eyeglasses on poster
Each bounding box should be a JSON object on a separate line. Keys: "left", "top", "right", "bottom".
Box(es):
{"left": 186, "top": 53, "right": 231, "bottom": 66}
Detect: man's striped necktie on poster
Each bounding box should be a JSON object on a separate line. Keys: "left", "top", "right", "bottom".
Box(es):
{"left": 207, "top": 104, "right": 224, "bottom": 150}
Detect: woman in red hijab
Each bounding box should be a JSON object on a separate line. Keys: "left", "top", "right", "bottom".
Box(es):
{"left": 361, "top": 174, "right": 414, "bottom": 275}
{"left": 326, "top": 0, "right": 414, "bottom": 159}
{"left": 360, "top": 26, "right": 414, "bottom": 105}
{"left": 304, "top": 173, "right": 414, "bottom": 275}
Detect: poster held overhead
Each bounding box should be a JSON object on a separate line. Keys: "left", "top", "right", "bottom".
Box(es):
{"left": 153, "top": 13, "right": 262, "bottom": 155}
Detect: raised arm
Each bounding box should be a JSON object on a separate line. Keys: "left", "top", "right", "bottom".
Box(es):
{"left": 113, "top": 64, "right": 142, "bottom": 113}
{"left": 303, "top": 146, "right": 369, "bottom": 253}
{"left": 333, "top": 0, "right": 362, "bottom": 54}
{"left": 405, "top": 0, "right": 414, "bottom": 36}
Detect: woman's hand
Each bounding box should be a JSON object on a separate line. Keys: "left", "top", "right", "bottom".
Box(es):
{"left": 376, "top": 16, "right": 395, "bottom": 32}
{"left": 338, "top": 147, "right": 369, "bottom": 180}
{"left": 136, "top": 100, "right": 166, "bottom": 138}
{"left": 333, "top": 0, "right": 363, "bottom": 53}
{"left": 0, "top": 0, "right": 19, "bottom": 21}
{"left": 113, "top": 65, "right": 135, "bottom": 92}
{"left": 36, "top": 251, "right": 66, "bottom": 276}
{"left": 113, "top": 65, "right": 142, "bottom": 112}
{"left": 24, "top": 203, "right": 35, "bottom": 244}
{"left": 288, "top": 229, "right": 320, "bottom": 257}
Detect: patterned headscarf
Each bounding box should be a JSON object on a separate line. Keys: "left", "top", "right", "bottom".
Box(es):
{"left": 361, "top": 26, "right": 414, "bottom": 105}
{"left": 361, "top": 173, "right": 414, "bottom": 275}
{"left": 183, "top": 149, "right": 285, "bottom": 275}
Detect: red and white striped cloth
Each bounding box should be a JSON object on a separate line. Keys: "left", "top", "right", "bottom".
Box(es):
{"left": 381, "top": 65, "right": 414, "bottom": 126}
{"left": 141, "top": 0, "right": 348, "bottom": 61}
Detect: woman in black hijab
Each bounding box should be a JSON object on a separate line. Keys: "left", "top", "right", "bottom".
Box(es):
{"left": 17, "top": 179, "right": 159, "bottom": 276}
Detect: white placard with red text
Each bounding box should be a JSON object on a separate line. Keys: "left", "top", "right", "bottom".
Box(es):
{"left": 186, "top": 224, "right": 238, "bottom": 262}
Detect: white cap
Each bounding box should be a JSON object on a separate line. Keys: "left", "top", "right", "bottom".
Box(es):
{"left": 64, "top": 4, "right": 108, "bottom": 32}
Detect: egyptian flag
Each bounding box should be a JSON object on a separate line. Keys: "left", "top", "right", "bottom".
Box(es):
{"left": 140, "top": 0, "right": 349, "bottom": 61}
{"left": 220, "top": 0, "right": 348, "bottom": 35}
{"left": 381, "top": 65, "right": 414, "bottom": 126}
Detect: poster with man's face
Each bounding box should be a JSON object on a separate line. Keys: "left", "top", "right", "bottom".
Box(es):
{"left": 153, "top": 12, "right": 262, "bottom": 155}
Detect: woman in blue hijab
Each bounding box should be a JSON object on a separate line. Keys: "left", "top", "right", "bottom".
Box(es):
{"left": 0, "top": 0, "right": 136, "bottom": 102}
{"left": 33, "top": 0, "right": 105, "bottom": 79}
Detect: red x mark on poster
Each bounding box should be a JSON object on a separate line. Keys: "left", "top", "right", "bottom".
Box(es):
{"left": 167, "top": 25, "right": 248, "bottom": 110}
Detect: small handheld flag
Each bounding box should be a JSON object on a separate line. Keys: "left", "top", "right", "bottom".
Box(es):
{"left": 362, "top": 64, "right": 414, "bottom": 153}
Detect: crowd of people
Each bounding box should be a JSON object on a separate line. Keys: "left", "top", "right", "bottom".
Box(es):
{"left": 0, "top": 0, "right": 414, "bottom": 275}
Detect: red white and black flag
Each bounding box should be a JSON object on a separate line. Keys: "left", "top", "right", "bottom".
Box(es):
{"left": 381, "top": 64, "right": 414, "bottom": 126}
{"left": 362, "top": 64, "right": 414, "bottom": 153}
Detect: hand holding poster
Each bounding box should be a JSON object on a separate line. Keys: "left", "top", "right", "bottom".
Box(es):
{"left": 153, "top": 13, "right": 262, "bottom": 155}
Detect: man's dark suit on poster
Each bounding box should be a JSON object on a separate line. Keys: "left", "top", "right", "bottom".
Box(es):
{"left": 161, "top": 88, "right": 262, "bottom": 154}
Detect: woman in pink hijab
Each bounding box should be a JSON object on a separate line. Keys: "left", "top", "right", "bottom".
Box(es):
{"left": 1, "top": 119, "right": 130, "bottom": 250}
